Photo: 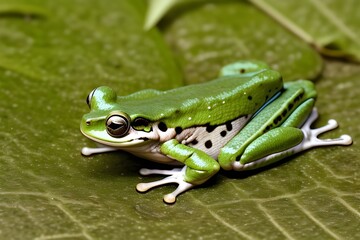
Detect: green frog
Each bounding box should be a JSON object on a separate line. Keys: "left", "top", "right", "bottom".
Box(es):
{"left": 80, "top": 61, "right": 352, "bottom": 203}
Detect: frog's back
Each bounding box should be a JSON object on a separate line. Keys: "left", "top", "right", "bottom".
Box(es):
{"left": 118, "top": 69, "right": 283, "bottom": 128}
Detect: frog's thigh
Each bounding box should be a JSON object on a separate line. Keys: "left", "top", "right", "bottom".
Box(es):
{"left": 282, "top": 98, "right": 315, "bottom": 128}
{"left": 234, "top": 127, "right": 304, "bottom": 170}
{"left": 161, "top": 139, "right": 220, "bottom": 184}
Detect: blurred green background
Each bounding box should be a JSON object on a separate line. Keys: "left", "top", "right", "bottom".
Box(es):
{"left": 0, "top": 0, "right": 359, "bottom": 239}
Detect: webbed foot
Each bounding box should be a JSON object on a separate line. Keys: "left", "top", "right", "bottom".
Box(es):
{"left": 136, "top": 167, "right": 195, "bottom": 204}
{"left": 301, "top": 108, "right": 352, "bottom": 149}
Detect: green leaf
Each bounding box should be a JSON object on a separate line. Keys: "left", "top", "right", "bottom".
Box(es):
{"left": 250, "top": 0, "right": 360, "bottom": 61}
{"left": 146, "top": 0, "right": 360, "bottom": 62}
{"left": 161, "top": 0, "right": 323, "bottom": 83}
{"left": 144, "top": 0, "right": 181, "bottom": 30}
{"left": 0, "top": 0, "right": 182, "bottom": 90}
{"left": 1, "top": 0, "right": 359, "bottom": 240}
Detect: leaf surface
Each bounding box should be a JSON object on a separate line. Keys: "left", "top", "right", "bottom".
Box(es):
{"left": 161, "top": 0, "right": 323, "bottom": 83}
{"left": 250, "top": 0, "right": 360, "bottom": 61}
{"left": 0, "top": 1, "right": 359, "bottom": 240}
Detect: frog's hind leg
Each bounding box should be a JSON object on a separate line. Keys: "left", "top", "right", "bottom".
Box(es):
{"left": 232, "top": 108, "right": 352, "bottom": 171}
{"left": 300, "top": 108, "right": 352, "bottom": 148}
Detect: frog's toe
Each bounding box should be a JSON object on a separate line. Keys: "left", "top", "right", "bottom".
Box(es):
{"left": 163, "top": 193, "right": 176, "bottom": 204}
{"left": 137, "top": 167, "right": 195, "bottom": 203}
{"left": 81, "top": 146, "right": 118, "bottom": 156}
{"left": 163, "top": 181, "right": 194, "bottom": 204}
{"left": 340, "top": 134, "right": 352, "bottom": 145}
{"left": 301, "top": 109, "right": 353, "bottom": 148}
{"left": 139, "top": 168, "right": 182, "bottom": 176}
{"left": 136, "top": 182, "right": 152, "bottom": 192}
{"left": 136, "top": 177, "right": 173, "bottom": 192}
{"left": 136, "top": 168, "right": 185, "bottom": 192}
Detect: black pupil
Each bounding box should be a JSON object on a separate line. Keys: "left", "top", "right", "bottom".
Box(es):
{"left": 109, "top": 121, "right": 124, "bottom": 130}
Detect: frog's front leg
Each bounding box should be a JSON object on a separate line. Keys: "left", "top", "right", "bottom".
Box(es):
{"left": 81, "top": 144, "right": 118, "bottom": 156}
{"left": 136, "top": 139, "right": 220, "bottom": 203}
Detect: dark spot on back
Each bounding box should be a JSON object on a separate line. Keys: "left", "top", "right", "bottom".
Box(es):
{"left": 191, "top": 139, "right": 198, "bottom": 145}
{"left": 282, "top": 109, "right": 287, "bottom": 117}
{"left": 264, "top": 125, "right": 272, "bottom": 133}
{"left": 206, "top": 125, "right": 216, "bottom": 133}
{"left": 158, "top": 122, "right": 167, "bottom": 132}
{"left": 288, "top": 103, "right": 294, "bottom": 111}
{"left": 240, "top": 69, "right": 245, "bottom": 73}
{"left": 247, "top": 95, "right": 252, "bottom": 100}
{"left": 220, "top": 131, "right": 227, "bottom": 137}
{"left": 205, "top": 140, "right": 212, "bottom": 149}
{"left": 226, "top": 122, "right": 233, "bottom": 131}
{"left": 175, "top": 127, "right": 183, "bottom": 134}
{"left": 273, "top": 115, "right": 282, "bottom": 125}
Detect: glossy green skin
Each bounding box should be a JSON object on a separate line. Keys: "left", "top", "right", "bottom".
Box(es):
{"left": 81, "top": 60, "right": 316, "bottom": 165}
{"left": 82, "top": 66, "right": 283, "bottom": 132}
{"left": 81, "top": 61, "right": 320, "bottom": 203}
{"left": 219, "top": 80, "right": 316, "bottom": 169}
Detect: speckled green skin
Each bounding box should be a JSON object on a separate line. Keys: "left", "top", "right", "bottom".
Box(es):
{"left": 219, "top": 80, "right": 316, "bottom": 169}
{"left": 81, "top": 61, "right": 317, "bottom": 194}
{"left": 82, "top": 60, "right": 317, "bottom": 166}
{"left": 80, "top": 59, "right": 355, "bottom": 205}
{"left": 82, "top": 65, "right": 283, "bottom": 130}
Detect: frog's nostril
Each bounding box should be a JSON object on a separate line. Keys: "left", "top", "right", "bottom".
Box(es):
{"left": 86, "top": 120, "right": 91, "bottom": 126}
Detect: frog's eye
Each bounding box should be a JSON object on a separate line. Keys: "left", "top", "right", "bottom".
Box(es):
{"left": 106, "top": 114, "right": 130, "bottom": 138}
{"left": 86, "top": 88, "right": 97, "bottom": 108}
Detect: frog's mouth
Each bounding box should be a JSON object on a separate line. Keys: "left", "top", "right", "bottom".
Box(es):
{"left": 80, "top": 129, "right": 150, "bottom": 147}
{"left": 80, "top": 127, "right": 151, "bottom": 147}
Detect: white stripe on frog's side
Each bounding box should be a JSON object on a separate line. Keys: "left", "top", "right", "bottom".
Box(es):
{"left": 123, "top": 115, "right": 252, "bottom": 164}
{"left": 175, "top": 115, "right": 251, "bottom": 159}
{"left": 121, "top": 124, "right": 178, "bottom": 164}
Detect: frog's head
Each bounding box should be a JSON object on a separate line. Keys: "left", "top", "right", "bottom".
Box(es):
{"left": 80, "top": 86, "right": 168, "bottom": 148}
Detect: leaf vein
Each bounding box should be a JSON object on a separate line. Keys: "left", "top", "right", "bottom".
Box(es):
{"left": 34, "top": 233, "right": 85, "bottom": 240}
{"left": 292, "top": 198, "right": 341, "bottom": 239}
{"left": 336, "top": 197, "right": 360, "bottom": 218}
{"left": 309, "top": 0, "right": 360, "bottom": 43}
{"left": 257, "top": 204, "right": 296, "bottom": 240}
{"left": 249, "top": 0, "right": 315, "bottom": 44}
{"left": 207, "top": 209, "right": 255, "bottom": 240}
{"left": 51, "top": 201, "right": 94, "bottom": 240}
{"left": 189, "top": 194, "right": 255, "bottom": 240}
